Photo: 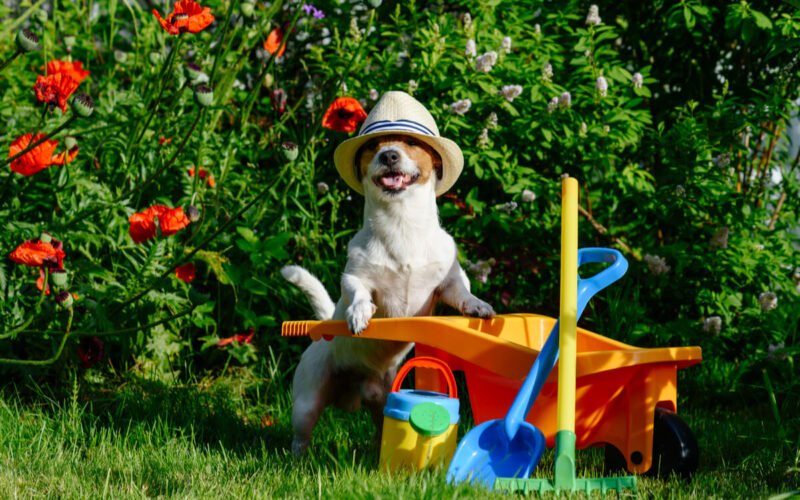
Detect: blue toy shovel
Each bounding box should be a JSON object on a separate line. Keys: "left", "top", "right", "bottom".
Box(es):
{"left": 446, "top": 248, "right": 628, "bottom": 489}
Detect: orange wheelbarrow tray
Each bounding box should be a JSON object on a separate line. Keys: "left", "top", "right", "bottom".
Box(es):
{"left": 282, "top": 313, "right": 702, "bottom": 475}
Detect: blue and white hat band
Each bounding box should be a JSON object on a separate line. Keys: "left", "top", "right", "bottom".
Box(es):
{"left": 360, "top": 119, "right": 436, "bottom": 137}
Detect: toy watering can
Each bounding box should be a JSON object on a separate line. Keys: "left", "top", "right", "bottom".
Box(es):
{"left": 379, "top": 357, "right": 460, "bottom": 472}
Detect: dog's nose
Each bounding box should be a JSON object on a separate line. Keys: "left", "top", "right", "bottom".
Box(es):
{"left": 379, "top": 150, "right": 400, "bottom": 167}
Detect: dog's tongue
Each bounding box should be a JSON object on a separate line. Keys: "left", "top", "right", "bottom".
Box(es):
{"left": 381, "top": 174, "right": 405, "bottom": 188}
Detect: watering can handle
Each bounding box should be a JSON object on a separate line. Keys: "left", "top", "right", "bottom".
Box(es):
{"left": 504, "top": 248, "right": 628, "bottom": 441}
{"left": 391, "top": 356, "right": 457, "bottom": 399}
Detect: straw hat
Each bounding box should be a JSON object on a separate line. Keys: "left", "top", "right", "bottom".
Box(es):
{"left": 333, "top": 91, "right": 464, "bottom": 196}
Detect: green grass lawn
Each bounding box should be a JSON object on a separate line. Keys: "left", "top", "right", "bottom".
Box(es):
{"left": 1, "top": 366, "right": 797, "bottom": 499}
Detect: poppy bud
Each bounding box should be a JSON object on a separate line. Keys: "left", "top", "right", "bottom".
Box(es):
{"left": 56, "top": 290, "right": 73, "bottom": 308}
{"left": 184, "top": 62, "right": 207, "bottom": 84}
{"left": 366, "top": 0, "right": 382, "bottom": 8}
{"left": 16, "top": 29, "right": 41, "bottom": 52}
{"left": 185, "top": 205, "right": 201, "bottom": 222}
{"left": 50, "top": 268, "right": 68, "bottom": 287}
{"left": 281, "top": 141, "right": 299, "bottom": 161}
{"left": 148, "top": 51, "right": 163, "bottom": 66}
{"left": 189, "top": 283, "right": 210, "bottom": 305}
{"left": 114, "top": 50, "right": 128, "bottom": 64}
{"left": 240, "top": 1, "right": 255, "bottom": 17}
{"left": 64, "top": 135, "right": 78, "bottom": 150}
{"left": 194, "top": 84, "right": 214, "bottom": 107}
{"left": 34, "top": 9, "right": 48, "bottom": 24}
{"left": 63, "top": 34, "right": 76, "bottom": 49}
{"left": 270, "top": 88, "right": 287, "bottom": 113}
{"left": 72, "top": 93, "right": 95, "bottom": 117}
{"left": 263, "top": 73, "right": 274, "bottom": 88}
{"left": 39, "top": 231, "right": 53, "bottom": 243}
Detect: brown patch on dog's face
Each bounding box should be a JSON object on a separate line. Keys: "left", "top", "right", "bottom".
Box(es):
{"left": 354, "top": 135, "right": 443, "bottom": 192}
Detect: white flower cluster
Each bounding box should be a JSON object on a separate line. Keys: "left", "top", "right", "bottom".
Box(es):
{"left": 465, "top": 258, "right": 496, "bottom": 284}
{"left": 548, "top": 97, "right": 559, "bottom": 113}
{"left": 632, "top": 72, "right": 643, "bottom": 88}
{"left": 580, "top": 122, "right": 588, "bottom": 136}
{"left": 644, "top": 254, "right": 671, "bottom": 275}
{"left": 497, "top": 201, "right": 518, "bottom": 214}
{"left": 710, "top": 227, "right": 729, "bottom": 249}
{"left": 461, "top": 12, "right": 472, "bottom": 30}
{"left": 713, "top": 152, "right": 732, "bottom": 168}
{"left": 408, "top": 79, "right": 418, "bottom": 93}
{"left": 542, "top": 62, "right": 553, "bottom": 82}
{"left": 521, "top": 189, "right": 536, "bottom": 202}
{"left": 767, "top": 342, "right": 787, "bottom": 361}
{"left": 703, "top": 316, "right": 722, "bottom": 336}
{"left": 369, "top": 88, "right": 379, "bottom": 100}
{"left": 477, "top": 128, "right": 489, "bottom": 147}
{"left": 486, "top": 112, "right": 498, "bottom": 129}
{"left": 450, "top": 98, "right": 472, "bottom": 115}
{"left": 758, "top": 292, "right": 777, "bottom": 312}
{"left": 475, "top": 51, "right": 498, "bottom": 72}
{"left": 675, "top": 184, "right": 686, "bottom": 197}
{"left": 465, "top": 39, "right": 476, "bottom": 58}
{"left": 501, "top": 85, "right": 523, "bottom": 102}
{"left": 501, "top": 36, "right": 511, "bottom": 54}
{"left": 596, "top": 76, "right": 608, "bottom": 97}
{"left": 559, "top": 91, "right": 571, "bottom": 109}
{"left": 586, "top": 4, "right": 601, "bottom": 25}
{"left": 317, "top": 182, "right": 329, "bottom": 194}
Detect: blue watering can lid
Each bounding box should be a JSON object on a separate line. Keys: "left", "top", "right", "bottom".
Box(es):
{"left": 384, "top": 389, "right": 459, "bottom": 424}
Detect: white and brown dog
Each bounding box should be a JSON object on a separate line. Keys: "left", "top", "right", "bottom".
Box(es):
{"left": 282, "top": 91, "right": 494, "bottom": 456}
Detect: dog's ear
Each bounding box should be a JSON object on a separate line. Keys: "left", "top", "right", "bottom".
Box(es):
{"left": 432, "top": 150, "right": 443, "bottom": 181}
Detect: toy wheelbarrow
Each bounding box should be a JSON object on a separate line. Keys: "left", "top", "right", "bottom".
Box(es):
{"left": 282, "top": 316, "right": 701, "bottom": 478}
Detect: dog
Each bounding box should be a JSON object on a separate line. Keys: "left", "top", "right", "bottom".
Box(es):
{"left": 282, "top": 91, "right": 495, "bottom": 456}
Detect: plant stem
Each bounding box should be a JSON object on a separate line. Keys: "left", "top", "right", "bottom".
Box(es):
{"left": 0, "top": 307, "right": 73, "bottom": 366}
{"left": 0, "top": 50, "right": 22, "bottom": 74}
{"left": 0, "top": 268, "right": 49, "bottom": 340}
{"left": 129, "top": 36, "right": 185, "bottom": 159}
{"left": 239, "top": 5, "right": 304, "bottom": 129}
{"left": 2, "top": 116, "right": 76, "bottom": 168}
{"left": 208, "top": 0, "right": 238, "bottom": 85}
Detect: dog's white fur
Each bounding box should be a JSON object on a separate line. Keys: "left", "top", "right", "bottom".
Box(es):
{"left": 282, "top": 137, "right": 494, "bottom": 455}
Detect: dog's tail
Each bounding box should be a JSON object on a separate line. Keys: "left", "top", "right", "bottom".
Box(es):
{"left": 280, "top": 266, "right": 336, "bottom": 320}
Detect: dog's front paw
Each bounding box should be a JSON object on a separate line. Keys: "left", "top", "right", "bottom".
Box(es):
{"left": 461, "top": 297, "right": 495, "bottom": 319}
{"left": 346, "top": 300, "right": 376, "bottom": 335}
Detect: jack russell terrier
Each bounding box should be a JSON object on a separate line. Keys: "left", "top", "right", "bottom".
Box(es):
{"left": 282, "top": 91, "right": 494, "bottom": 456}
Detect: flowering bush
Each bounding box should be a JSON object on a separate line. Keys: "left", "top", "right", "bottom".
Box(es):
{"left": 0, "top": 0, "right": 797, "bottom": 401}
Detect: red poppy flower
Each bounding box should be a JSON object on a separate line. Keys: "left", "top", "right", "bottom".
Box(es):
{"left": 78, "top": 337, "right": 104, "bottom": 369}
{"left": 34, "top": 73, "right": 79, "bottom": 112}
{"left": 322, "top": 97, "right": 368, "bottom": 133}
{"left": 270, "top": 88, "right": 287, "bottom": 113}
{"left": 8, "top": 134, "right": 59, "bottom": 176}
{"left": 128, "top": 205, "right": 192, "bottom": 243}
{"left": 261, "top": 415, "right": 276, "bottom": 427}
{"left": 52, "top": 146, "right": 80, "bottom": 165}
{"left": 9, "top": 240, "right": 65, "bottom": 267}
{"left": 46, "top": 60, "right": 90, "bottom": 84}
{"left": 217, "top": 327, "right": 255, "bottom": 346}
{"left": 263, "top": 26, "right": 287, "bottom": 57}
{"left": 153, "top": 0, "right": 215, "bottom": 35}
{"left": 128, "top": 211, "right": 157, "bottom": 244}
{"left": 159, "top": 136, "right": 172, "bottom": 145}
{"left": 175, "top": 262, "right": 196, "bottom": 282}
{"left": 188, "top": 166, "right": 215, "bottom": 187}
{"left": 156, "top": 206, "right": 190, "bottom": 235}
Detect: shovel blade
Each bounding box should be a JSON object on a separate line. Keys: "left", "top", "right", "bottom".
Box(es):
{"left": 447, "top": 420, "right": 546, "bottom": 490}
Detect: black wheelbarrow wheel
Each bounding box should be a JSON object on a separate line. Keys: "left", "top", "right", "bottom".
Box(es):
{"left": 604, "top": 407, "right": 699, "bottom": 479}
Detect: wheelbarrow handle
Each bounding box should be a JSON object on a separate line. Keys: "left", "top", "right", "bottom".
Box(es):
{"left": 504, "top": 248, "right": 628, "bottom": 441}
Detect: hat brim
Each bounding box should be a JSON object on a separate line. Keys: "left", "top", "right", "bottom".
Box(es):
{"left": 333, "top": 131, "right": 464, "bottom": 197}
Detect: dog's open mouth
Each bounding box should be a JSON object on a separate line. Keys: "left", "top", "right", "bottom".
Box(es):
{"left": 373, "top": 171, "right": 418, "bottom": 192}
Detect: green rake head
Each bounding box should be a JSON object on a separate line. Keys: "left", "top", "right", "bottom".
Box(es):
{"left": 493, "top": 431, "right": 637, "bottom": 496}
